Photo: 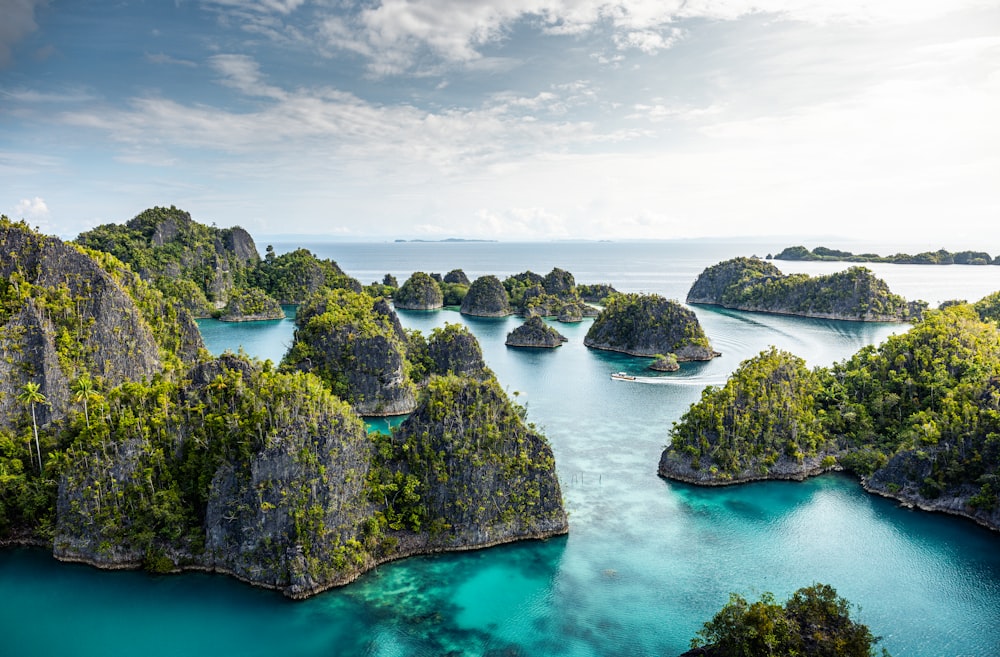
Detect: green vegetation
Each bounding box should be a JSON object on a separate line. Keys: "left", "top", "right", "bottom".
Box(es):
{"left": 282, "top": 289, "right": 416, "bottom": 414}
{"left": 687, "top": 257, "right": 920, "bottom": 321}
{"left": 663, "top": 305, "right": 1000, "bottom": 522}
{"left": 220, "top": 286, "right": 283, "bottom": 320}
{"left": 585, "top": 293, "right": 715, "bottom": 359}
{"left": 367, "top": 374, "right": 564, "bottom": 538}
{"left": 974, "top": 291, "right": 1000, "bottom": 323}
{"left": 393, "top": 272, "right": 444, "bottom": 310}
{"left": 774, "top": 245, "right": 996, "bottom": 266}
{"left": 461, "top": 275, "right": 512, "bottom": 317}
{"left": 250, "top": 247, "right": 360, "bottom": 303}
{"left": 668, "top": 348, "right": 826, "bottom": 477}
{"left": 690, "top": 584, "right": 887, "bottom": 657}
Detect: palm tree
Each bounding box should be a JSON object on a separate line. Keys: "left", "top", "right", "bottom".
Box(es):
{"left": 17, "top": 382, "right": 47, "bottom": 472}
{"left": 71, "top": 373, "right": 95, "bottom": 428}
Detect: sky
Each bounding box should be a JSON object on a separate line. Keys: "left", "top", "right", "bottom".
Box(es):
{"left": 1, "top": 1, "right": 998, "bottom": 244}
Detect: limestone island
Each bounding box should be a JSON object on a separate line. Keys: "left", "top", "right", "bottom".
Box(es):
{"left": 76, "top": 205, "right": 362, "bottom": 320}
{"left": 461, "top": 275, "right": 512, "bottom": 317}
{"left": 0, "top": 213, "right": 568, "bottom": 599}
{"left": 506, "top": 316, "right": 568, "bottom": 348}
{"left": 686, "top": 257, "right": 926, "bottom": 321}
{"left": 393, "top": 271, "right": 444, "bottom": 310}
{"left": 659, "top": 304, "right": 1000, "bottom": 532}
{"left": 584, "top": 293, "right": 718, "bottom": 361}
{"left": 771, "top": 244, "right": 999, "bottom": 266}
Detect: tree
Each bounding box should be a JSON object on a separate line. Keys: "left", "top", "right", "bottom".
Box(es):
{"left": 691, "top": 584, "right": 887, "bottom": 657}
{"left": 17, "top": 382, "right": 47, "bottom": 472}
{"left": 71, "top": 373, "right": 96, "bottom": 428}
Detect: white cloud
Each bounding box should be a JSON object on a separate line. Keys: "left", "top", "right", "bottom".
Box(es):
{"left": 0, "top": 0, "right": 46, "bottom": 67}
{"left": 14, "top": 196, "right": 50, "bottom": 221}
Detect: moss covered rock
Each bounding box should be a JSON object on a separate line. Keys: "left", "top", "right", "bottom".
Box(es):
{"left": 461, "top": 275, "right": 512, "bottom": 317}
{"left": 219, "top": 287, "right": 284, "bottom": 321}
{"left": 283, "top": 289, "right": 416, "bottom": 416}
{"left": 393, "top": 272, "right": 444, "bottom": 310}
{"left": 584, "top": 293, "right": 717, "bottom": 360}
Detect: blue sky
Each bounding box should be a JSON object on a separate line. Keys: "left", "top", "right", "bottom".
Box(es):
{"left": 1, "top": 1, "right": 998, "bottom": 243}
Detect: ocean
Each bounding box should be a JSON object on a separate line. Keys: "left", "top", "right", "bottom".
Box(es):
{"left": 3, "top": 240, "right": 999, "bottom": 656}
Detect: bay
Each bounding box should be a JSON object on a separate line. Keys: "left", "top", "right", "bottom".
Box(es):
{"left": 4, "top": 240, "right": 1000, "bottom": 657}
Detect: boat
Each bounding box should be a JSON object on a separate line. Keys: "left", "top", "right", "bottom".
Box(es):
{"left": 611, "top": 371, "right": 637, "bottom": 381}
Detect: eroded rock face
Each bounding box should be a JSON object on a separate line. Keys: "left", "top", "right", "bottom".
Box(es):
{"left": 427, "top": 323, "right": 491, "bottom": 379}
{"left": 0, "top": 223, "right": 167, "bottom": 428}
{"left": 443, "top": 269, "right": 470, "bottom": 285}
{"left": 381, "top": 375, "right": 569, "bottom": 550}
{"left": 506, "top": 316, "right": 567, "bottom": 348}
{"left": 460, "top": 275, "right": 512, "bottom": 317}
{"left": 584, "top": 293, "right": 717, "bottom": 360}
{"left": 284, "top": 289, "right": 417, "bottom": 416}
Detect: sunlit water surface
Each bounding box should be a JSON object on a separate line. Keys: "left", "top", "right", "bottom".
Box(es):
{"left": 4, "top": 241, "right": 1000, "bottom": 656}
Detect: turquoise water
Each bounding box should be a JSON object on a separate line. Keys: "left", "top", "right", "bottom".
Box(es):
{"left": 5, "top": 242, "right": 1000, "bottom": 656}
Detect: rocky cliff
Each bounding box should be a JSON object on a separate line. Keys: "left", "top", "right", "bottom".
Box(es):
{"left": 51, "top": 355, "right": 568, "bottom": 598}
{"left": 76, "top": 206, "right": 260, "bottom": 309}
{"left": 427, "top": 323, "right": 491, "bottom": 379}
{"left": 687, "top": 257, "right": 919, "bottom": 321}
{"left": 0, "top": 219, "right": 202, "bottom": 428}
{"left": 373, "top": 374, "right": 568, "bottom": 552}
{"left": 283, "top": 289, "right": 417, "bottom": 416}
{"left": 393, "top": 272, "right": 444, "bottom": 310}
{"left": 461, "top": 275, "right": 512, "bottom": 317}
{"left": 584, "top": 293, "right": 717, "bottom": 360}
{"left": 506, "top": 316, "right": 567, "bottom": 348}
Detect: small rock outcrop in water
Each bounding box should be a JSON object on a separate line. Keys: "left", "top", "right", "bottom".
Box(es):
{"left": 584, "top": 293, "right": 717, "bottom": 360}
{"left": 393, "top": 271, "right": 444, "bottom": 310}
{"left": 506, "top": 316, "right": 567, "bottom": 348}
{"left": 461, "top": 275, "right": 512, "bottom": 317}
{"left": 649, "top": 353, "right": 679, "bottom": 372}
{"left": 443, "top": 269, "right": 470, "bottom": 285}
{"left": 686, "top": 257, "right": 922, "bottom": 321}
{"left": 283, "top": 289, "right": 417, "bottom": 416}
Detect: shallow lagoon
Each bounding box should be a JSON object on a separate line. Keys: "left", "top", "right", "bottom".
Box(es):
{"left": 4, "top": 241, "right": 1000, "bottom": 656}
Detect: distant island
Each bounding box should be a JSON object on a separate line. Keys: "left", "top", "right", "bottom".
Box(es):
{"left": 394, "top": 238, "right": 498, "bottom": 243}
{"left": 770, "top": 245, "right": 999, "bottom": 265}
{"left": 687, "top": 257, "right": 925, "bottom": 322}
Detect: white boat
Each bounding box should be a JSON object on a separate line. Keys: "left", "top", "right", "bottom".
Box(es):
{"left": 610, "top": 371, "right": 637, "bottom": 381}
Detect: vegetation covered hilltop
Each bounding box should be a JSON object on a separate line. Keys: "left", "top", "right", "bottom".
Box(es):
{"left": 772, "top": 245, "right": 999, "bottom": 266}
{"left": 660, "top": 303, "right": 1000, "bottom": 532}
{"left": 0, "top": 213, "right": 568, "bottom": 598}
{"left": 687, "top": 257, "right": 925, "bottom": 321}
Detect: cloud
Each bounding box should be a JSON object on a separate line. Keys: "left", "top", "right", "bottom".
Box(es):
{"left": 146, "top": 52, "right": 198, "bottom": 67}
{"left": 13, "top": 196, "right": 50, "bottom": 221}
{"left": 0, "top": 0, "right": 46, "bottom": 68}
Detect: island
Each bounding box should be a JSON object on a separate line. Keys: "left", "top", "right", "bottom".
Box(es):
{"left": 659, "top": 303, "right": 1000, "bottom": 532}
{"left": 686, "top": 257, "right": 924, "bottom": 321}
{"left": 0, "top": 214, "right": 568, "bottom": 598}
{"left": 771, "top": 244, "right": 998, "bottom": 265}
{"left": 584, "top": 293, "right": 719, "bottom": 361}
{"left": 393, "top": 271, "right": 444, "bottom": 310}
{"left": 460, "top": 275, "right": 513, "bottom": 317}
{"left": 505, "top": 316, "right": 568, "bottom": 348}
{"left": 76, "top": 206, "right": 361, "bottom": 319}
